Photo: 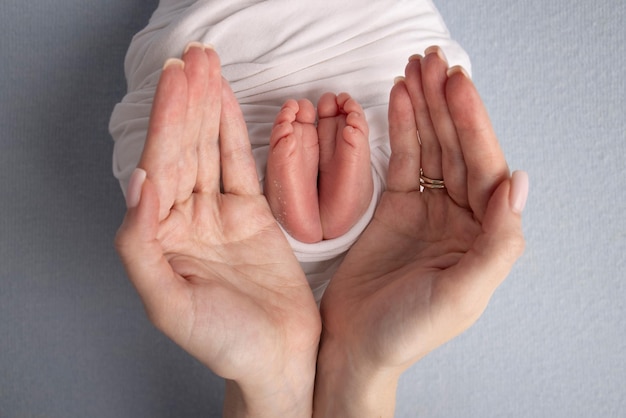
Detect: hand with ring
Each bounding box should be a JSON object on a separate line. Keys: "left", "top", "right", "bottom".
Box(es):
{"left": 314, "top": 46, "right": 528, "bottom": 416}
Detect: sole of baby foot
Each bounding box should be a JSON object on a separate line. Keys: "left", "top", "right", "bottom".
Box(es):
{"left": 265, "top": 99, "right": 323, "bottom": 243}
{"left": 317, "top": 92, "right": 373, "bottom": 239}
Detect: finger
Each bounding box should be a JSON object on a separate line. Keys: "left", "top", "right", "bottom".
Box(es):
{"left": 421, "top": 46, "right": 468, "bottom": 206}
{"left": 439, "top": 171, "right": 527, "bottom": 324}
{"left": 177, "top": 43, "right": 210, "bottom": 197}
{"left": 174, "top": 42, "right": 212, "bottom": 196}
{"left": 194, "top": 46, "right": 223, "bottom": 194}
{"left": 115, "top": 169, "right": 186, "bottom": 327}
{"left": 139, "top": 58, "right": 188, "bottom": 220}
{"left": 219, "top": 78, "right": 260, "bottom": 195}
{"left": 387, "top": 77, "right": 422, "bottom": 192}
{"left": 446, "top": 66, "right": 510, "bottom": 221}
{"left": 404, "top": 54, "right": 441, "bottom": 181}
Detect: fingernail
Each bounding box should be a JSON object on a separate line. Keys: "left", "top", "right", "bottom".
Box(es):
{"left": 184, "top": 41, "right": 205, "bottom": 54}
{"left": 163, "top": 58, "right": 185, "bottom": 71}
{"left": 510, "top": 170, "right": 529, "bottom": 214}
{"left": 394, "top": 76, "right": 406, "bottom": 85}
{"left": 126, "top": 168, "right": 147, "bottom": 209}
{"left": 203, "top": 42, "right": 215, "bottom": 50}
{"left": 408, "top": 54, "right": 423, "bottom": 62}
{"left": 447, "top": 65, "right": 470, "bottom": 79}
{"left": 425, "top": 45, "right": 447, "bottom": 63}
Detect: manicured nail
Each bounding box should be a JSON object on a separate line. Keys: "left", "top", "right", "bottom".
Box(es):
{"left": 447, "top": 65, "right": 470, "bottom": 79}
{"left": 394, "top": 76, "right": 406, "bottom": 85}
{"left": 510, "top": 170, "right": 529, "bottom": 214}
{"left": 424, "top": 45, "right": 447, "bottom": 63}
{"left": 163, "top": 58, "right": 185, "bottom": 71}
{"left": 184, "top": 41, "right": 205, "bottom": 54}
{"left": 126, "top": 168, "right": 147, "bottom": 209}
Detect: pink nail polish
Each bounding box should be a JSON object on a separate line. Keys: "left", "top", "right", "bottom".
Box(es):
{"left": 510, "top": 171, "right": 529, "bottom": 214}
{"left": 126, "top": 168, "right": 147, "bottom": 209}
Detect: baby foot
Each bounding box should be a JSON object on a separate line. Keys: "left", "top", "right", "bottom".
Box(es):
{"left": 317, "top": 93, "right": 372, "bottom": 239}
{"left": 265, "top": 99, "right": 323, "bottom": 243}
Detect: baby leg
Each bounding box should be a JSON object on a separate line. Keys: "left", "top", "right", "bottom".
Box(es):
{"left": 317, "top": 93, "right": 373, "bottom": 239}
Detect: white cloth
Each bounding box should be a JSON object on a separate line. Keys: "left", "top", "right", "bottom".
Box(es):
{"left": 109, "top": 0, "right": 470, "bottom": 302}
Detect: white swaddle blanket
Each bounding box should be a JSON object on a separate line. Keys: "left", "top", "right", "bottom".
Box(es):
{"left": 110, "top": 0, "right": 470, "bottom": 301}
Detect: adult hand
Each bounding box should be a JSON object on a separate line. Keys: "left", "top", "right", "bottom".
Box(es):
{"left": 314, "top": 47, "right": 528, "bottom": 417}
{"left": 114, "top": 44, "right": 320, "bottom": 417}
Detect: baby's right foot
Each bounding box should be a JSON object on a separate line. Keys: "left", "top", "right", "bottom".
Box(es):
{"left": 265, "top": 99, "right": 323, "bottom": 243}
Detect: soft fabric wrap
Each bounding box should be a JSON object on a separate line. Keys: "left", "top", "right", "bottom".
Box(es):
{"left": 109, "top": 0, "right": 470, "bottom": 301}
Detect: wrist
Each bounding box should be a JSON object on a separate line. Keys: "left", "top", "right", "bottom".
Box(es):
{"left": 313, "top": 330, "right": 401, "bottom": 418}
{"left": 223, "top": 351, "right": 318, "bottom": 418}
{"left": 224, "top": 378, "right": 314, "bottom": 418}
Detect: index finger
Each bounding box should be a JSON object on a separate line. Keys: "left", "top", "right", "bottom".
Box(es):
{"left": 387, "top": 77, "right": 422, "bottom": 193}
{"left": 446, "top": 67, "right": 510, "bottom": 221}
{"left": 139, "top": 58, "right": 188, "bottom": 219}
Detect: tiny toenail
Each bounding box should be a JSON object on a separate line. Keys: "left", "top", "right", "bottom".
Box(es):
{"left": 184, "top": 41, "right": 205, "bottom": 54}
{"left": 163, "top": 58, "right": 185, "bottom": 70}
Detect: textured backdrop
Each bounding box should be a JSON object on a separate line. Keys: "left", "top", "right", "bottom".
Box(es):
{"left": 1, "top": 1, "right": 624, "bottom": 417}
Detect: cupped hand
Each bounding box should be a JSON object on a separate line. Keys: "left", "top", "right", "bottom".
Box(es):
{"left": 319, "top": 47, "right": 528, "bottom": 379}
{"left": 114, "top": 44, "right": 320, "bottom": 413}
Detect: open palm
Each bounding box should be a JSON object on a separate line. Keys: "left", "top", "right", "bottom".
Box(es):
{"left": 320, "top": 48, "right": 526, "bottom": 373}
{"left": 115, "top": 45, "right": 320, "bottom": 390}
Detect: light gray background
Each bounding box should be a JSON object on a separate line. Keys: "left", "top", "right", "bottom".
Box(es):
{"left": 1, "top": 1, "right": 624, "bottom": 417}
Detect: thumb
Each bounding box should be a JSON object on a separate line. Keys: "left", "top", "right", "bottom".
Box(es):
{"left": 480, "top": 169, "right": 528, "bottom": 259}
{"left": 446, "top": 171, "right": 528, "bottom": 314}
{"left": 115, "top": 168, "right": 181, "bottom": 319}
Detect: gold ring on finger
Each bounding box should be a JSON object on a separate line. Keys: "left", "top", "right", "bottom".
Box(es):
{"left": 420, "top": 169, "right": 446, "bottom": 189}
